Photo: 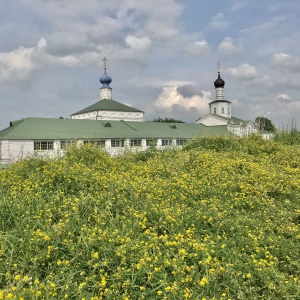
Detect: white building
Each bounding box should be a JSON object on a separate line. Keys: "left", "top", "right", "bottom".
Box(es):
{"left": 0, "top": 60, "right": 261, "bottom": 164}
{"left": 196, "top": 63, "right": 256, "bottom": 137}
{"left": 0, "top": 118, "right": 230, "bottom": 163}
{"left": 71, "top": 58, "right": 144, "bottom": 122}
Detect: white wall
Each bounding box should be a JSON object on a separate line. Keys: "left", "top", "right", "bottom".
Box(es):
{"left": 227, "top": 122, "right": 256, "bottom": 137}
{"left": 1, "top": 137, "right": 185, "bottom": 163}
{"left": 261, "top": 132, "right": 274, "bottom": 139}
{"left": 71, "top": 110, "right": 144, "bottom": 122}
{"left": 210, "top": 102, "right": 231, "bottom": 118}
{"left": 0, "top": 140, "right": 34, "bottom": 163}
{"left": 100, "top": 88, "right": 112, "bottom": 100}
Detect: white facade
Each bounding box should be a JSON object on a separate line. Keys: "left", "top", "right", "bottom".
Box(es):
{"left": 0, "top": 138, "right": 186, "bottom": 163}
{"left": 209, "top": 100, "right": 231, "bottom": 118}
{"left": 0, "top": 140, "right": 34, "bottom": 163}
{"left": 260, "top": 132, "right": 275, "bottom": 139}
{"left": 197, "top": 114, "right": 256, "bottom": 138}
{"left": 71, "top": 111, "right": 144, "bottom": 122}
{"left": 227, "top": 122, "right": 256, "bottom": 137}
{"left": 215, "top": 87, "right": 224, "bottom": 101}
{"left": 100, "top": 87, "right": 112, "bottom": 100}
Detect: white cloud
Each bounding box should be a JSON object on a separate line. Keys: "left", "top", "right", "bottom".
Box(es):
{"left": 225, "top": 64, "right": 259, "bottom": 80}
{"left": 0, "top": 37, "right": 102, "bottom": 81}
{"left": 139, "top": 79, "right": 194, "bottom": 88}
{"left": 153, "top": 86, "right": 210, "bottom": 116}
{"left": 125, "top": 35, "right": 152, "bottom": 50}
{"left": 272, "top": 53, "right": 300, "bottom": 71}
{"left": 240, "top": 15, "right": 286, "bottom": 34}
{"left": 22, "top": 0, "right": 182, "bottom": 39}
{"left": 210, "top": 12, "right": 230, "bottom": 30}
{"left": 0, "top": 38, "right": 46, "bottom": 81}
{"left": 13, "top": 0, "right": 184, "bottom": 70}
{"left": 277, "top": 94, "right": 293, "bottom": 103}
{"left": 230, "top": 2, "right": 246, "bottom": 11}
{"left": 46, "top": 31, "right": 94, "bottom": 56}
{"left": 186, "top": 40, "right": 209, "bottom": 56}
{"left": 1, "top": 0, "right": 300, "bottom": 127}
{"left": 37, "top": 38, "right": 47, "bottom": 48}
{"left": 48, "top": 52, "right": 100, "bottom": 67}
{"left": 218, "top": 37, "right": 241, "bottom": 55}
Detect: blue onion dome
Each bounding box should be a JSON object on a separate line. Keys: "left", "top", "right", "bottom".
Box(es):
{"left": 99, "top": 70, "right": 112, "bottom": 88}
{"left": 214, "top": 73, "right": 225, "bottom": 88}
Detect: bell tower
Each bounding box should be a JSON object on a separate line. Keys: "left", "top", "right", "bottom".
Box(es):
{"left": 209, "top": 62, "right": 231, "bottom": 118}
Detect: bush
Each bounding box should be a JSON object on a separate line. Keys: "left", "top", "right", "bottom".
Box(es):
{"left": 184, "top": 135, "right": 280, "bottom": 155}
{"left": 0, "top": 138, "right": 299, "bottom": 299}
{"left": 274, "top": 119, "right": 300, "bottom": 145}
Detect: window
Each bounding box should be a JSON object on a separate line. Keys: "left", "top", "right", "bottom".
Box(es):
{"left": 34, "top": 141, "right": 54, "bottom": 151}
{"left": 146, "top": 139, "right": 157, "bottom": 147}
{"left": 176, "top": 139, "right": 187, "bottom": 146}
{"left": 61, "top": 140, "right": 71, "bottom": 150}
{"left": 97, "top": 139, "right": 106, "bottom": 146}
{"left": 221, "top": 107, "right": 224, "bottom": 114}
{"left": 83, "top": 140, "right": 96, "bottom": 145}
{"left": 161, "top": 139, "right": 172, "bottom": 146}
{"left": 214, "top": 108, "right": 217, "bottom": 114}
{"left": 111, "top": 139, "right": 125, "bottom": 147}
{"left": 83, "top": 139, "right": 105, "bottom": 146}
{"left": 130, "top": 139, "right": 142, "bottom": 147}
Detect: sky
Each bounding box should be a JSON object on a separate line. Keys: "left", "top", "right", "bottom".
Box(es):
{"left": 1, "top": 0, "right": 300, "bottom": 129}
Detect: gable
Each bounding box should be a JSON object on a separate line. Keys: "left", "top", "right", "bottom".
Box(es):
{"left": 197, "top": 114, "right": 228, "bottom": 126}
{"left": 71, "top": 99, "right": 143, "bottom": 116}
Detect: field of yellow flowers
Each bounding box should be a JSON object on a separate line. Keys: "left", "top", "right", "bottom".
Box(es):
{"left": 0, "top": 136, "right": 299, "bottom": 299}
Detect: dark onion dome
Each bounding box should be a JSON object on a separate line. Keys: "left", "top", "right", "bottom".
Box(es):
{"left": 214, "top": 73, "right": 225, "bottom": 88}
{"left": 99, "top": 70, "right": 112, "bottom": 88}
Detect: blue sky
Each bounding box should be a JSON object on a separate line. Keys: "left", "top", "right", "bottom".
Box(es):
{"left": 0, "top": 0, "right": 300, "bottom": 129}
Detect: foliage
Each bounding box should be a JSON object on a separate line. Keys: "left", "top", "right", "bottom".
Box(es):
{"left": 0, "top": 140, "right": 300, "bottom": 299}
{"left": 274, "top": 119, "right": 300, "bottom": 146}
{"left": 255, "top": 117, "right": 276, "bottom": 132}
{"left": 150, "top": 117, "right": 185, "bottom": 123}
{"left": 183, "top": 134, "right": 280, "bottom": 155}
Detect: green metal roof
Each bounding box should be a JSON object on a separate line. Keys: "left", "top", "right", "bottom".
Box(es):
{"left": 71, "top": 99, "right": 143, "bottom": 116}
{"left": 0, "top": 118, "right": 232, "bottom": 140}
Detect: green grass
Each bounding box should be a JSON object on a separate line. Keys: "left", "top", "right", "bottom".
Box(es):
{"left": 0, "top": 137, "right": 299, "bottom": 299}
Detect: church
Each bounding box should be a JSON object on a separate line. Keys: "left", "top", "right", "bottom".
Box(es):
{"left": 0, "top": 59, "right": 255, "bottom": 164}
{"left": 196, "top": 62, "right": 256, "bottom": 137}
{"left": 70, "top": 58, "right": 144, "bottom": 122}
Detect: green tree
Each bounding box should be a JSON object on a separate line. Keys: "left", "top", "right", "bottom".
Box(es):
{"left": 255, "top": 117, "right": 276, "bottom": 132}
{"left": 150, "top": 117, "right": 185, "bottom": 123}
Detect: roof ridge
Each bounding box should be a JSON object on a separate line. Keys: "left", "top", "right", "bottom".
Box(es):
{"left": 71, "top": 99, "right": 143, "bottom": 116}
{"left": 120, "top": 120, "right": 137, "bottom": 130}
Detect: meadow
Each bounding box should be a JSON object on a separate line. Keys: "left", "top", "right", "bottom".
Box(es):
{"left": 0, "top": 135, "right": 299, "bottom": 299}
